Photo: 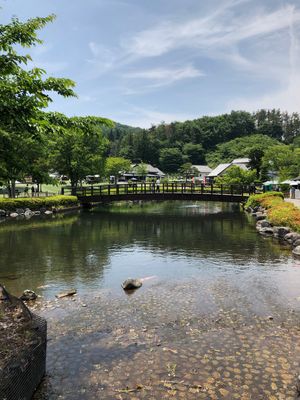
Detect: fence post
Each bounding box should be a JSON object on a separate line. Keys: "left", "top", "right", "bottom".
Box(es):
{"left": 221, "top": 184, "right": 223, "bottom": 196}
{"left": 108, "top": 185, "right": 110, "bottom": 196}
{"left": 61, "top": 188, "right": 64, "bottom": 195}
{"left": 211, "top": 184, "right": 213, "bottom": 195}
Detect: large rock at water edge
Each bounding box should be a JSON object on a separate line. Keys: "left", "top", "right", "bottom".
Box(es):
{"left": 284, "top": 232, "right": 300, "bottom": 244}
{"left": 258, "top": 227, "right": 274, "bottom": 235}
{"left": 292, "top": 246, "right": 300, "bottom": 257}
{"left": 122, "top": 278, "right": 142, "bottom": 290}
{"left": 20, "top": 289, "right": 37, "bottom": 301}
{"left": 273, "top": 226, "right": 290, "bottom": 238}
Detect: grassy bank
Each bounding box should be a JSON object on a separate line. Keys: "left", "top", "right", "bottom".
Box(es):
{"left": 0, "top": 195, "right": 79, "bottom": 211}
{"left": 246, "top": 192, "right": 300, "bottom": 233}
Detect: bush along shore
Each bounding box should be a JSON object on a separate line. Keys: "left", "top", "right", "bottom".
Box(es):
{"left": 0, "top": 196, "right": 79, "bottom": 219}
{"left": 245, "top": 192, "right": 300, "bottom": 257}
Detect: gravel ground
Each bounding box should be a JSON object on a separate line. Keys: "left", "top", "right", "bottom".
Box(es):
{"left": 31, "top": 277, "right": 300, "bottom": 400}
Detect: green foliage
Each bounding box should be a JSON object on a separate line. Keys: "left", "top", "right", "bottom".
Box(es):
{"left": 262, "top": 145, "right": 300, "bottom": 181}
{"left": 215, "top": 165, "right": 256, "bottom": 185}
{"left": 159, "top": 148, "right": 184, "bottom": 173}
{"left": 206, "top": 134, "right": 279, "bottom": 167}
{"left": 182, "top": 143, "right": 205, "bottom": 164}
{"left": 245, "top": 192, "right": 284, "bottom": 209}
{"left": 48, "top": 114, "right": 112, "bottom": 190}
{"left": 247, "top": 192, "right": 300, "bottom": 232}
{"left": 104, "top": 157, "right": 131, "bottom": 179}
{"left": 135, "top": 163, "right": 148, "bottom": 179}
{"left": 0, "top": 14, "right": 76, "bottom": 196}
{"left": 0, "top": 195, "right": 78, "bottom": 211}
{"left": 179, "top": 163, "right": 198, "bottom": 180}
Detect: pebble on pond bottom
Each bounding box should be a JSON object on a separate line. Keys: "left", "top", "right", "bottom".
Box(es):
{"left": 32, "top": 278, "right": 300, "bottom": 400}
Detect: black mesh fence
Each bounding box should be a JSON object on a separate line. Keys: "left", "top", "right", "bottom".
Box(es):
{"left": 0, "top": 313, "right": 47, "bottom": 400}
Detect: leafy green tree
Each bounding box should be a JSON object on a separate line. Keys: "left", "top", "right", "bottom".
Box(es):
{"left": 47, "top": 113, "right": 112, "bottom": 193}
{"left": 105, "top": 157, "right": 131, "bottom": 181}
{"left": 135, "top": 163, "right": 148, "bottom": 181}
{"left": 0, "top": 15, "right": 76, "bottom": 196}
{"left": 248, "top": 148, "right": 264, "bottom": 179}
{"left": 159, "top": 148, "right": 185, "bottom": 173}
{"left": 180, "top": 163, "right": 198, "bottom": 181}
{"left": 206, "top": 134, "right": 279, "bottom": 167}
{"left": 215, "top": 166, "right": 256, "bottom": 185}
{"left": 262, "top": 145, "right": 300, "bottom": 181}
{"left": 183, "top": 143, "right": 205, "bottom": 164}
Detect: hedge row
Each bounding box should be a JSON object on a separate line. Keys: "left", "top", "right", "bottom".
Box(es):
{"left": 0, "top": 196, "right": 79, "bottom": 211}
{"left": 246, "top": 192, "right": 300, "bottom": 233}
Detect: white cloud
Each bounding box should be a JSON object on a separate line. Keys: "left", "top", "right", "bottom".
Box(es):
{"left": 123, "top": 65, "right": 204, "bottom": 91}
{"left": 121, "top": 4, "right": 300, "bottom": 64}
{"left": 227, "top": 10, "right": 300, "bottom": 113}
{"left": 115, "top": 106, "right": 197, "bottom": 128}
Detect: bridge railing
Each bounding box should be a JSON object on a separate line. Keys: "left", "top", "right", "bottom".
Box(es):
{"left": 70, "top": 183, "right": 258, "bottom": 197}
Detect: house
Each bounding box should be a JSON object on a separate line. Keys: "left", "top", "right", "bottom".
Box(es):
{"left": 231, "top": 158, "right": 250, "bottom": 171}
{"left": 208, "top": 163, "right": 232, "bottom": 180}
{"left": 208, "top": 158, "right": 250, "bottom": 181}
{"left": 120, "top": 163, "right": 165, "bottom": 181}
{"left": 192, "top": 165, "right": 212, "bottom": 181}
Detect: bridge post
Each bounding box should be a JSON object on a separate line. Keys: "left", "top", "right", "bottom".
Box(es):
{"left": 221, "top": 184, "right": 223, "bottom": 196}
{"left": 211, "top": 184, "right": 213, "bottom": 195}
{"left": 108, "top": 185, "right": 110, "bottom": 196}
{"left": 100, "top": 185, "right": 102, "bottom": 196}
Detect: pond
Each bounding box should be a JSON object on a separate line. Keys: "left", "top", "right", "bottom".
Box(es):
{"left": 1, "top": 201, "right": 300, "bottom": 399}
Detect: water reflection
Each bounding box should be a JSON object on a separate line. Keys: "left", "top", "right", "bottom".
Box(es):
{"left": 0, "top": 202, "right": 295, "bottom": 299}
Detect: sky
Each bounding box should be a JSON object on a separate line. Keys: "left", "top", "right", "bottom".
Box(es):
{"left": 1, "top": 0, "right": 300, "bottom": 127}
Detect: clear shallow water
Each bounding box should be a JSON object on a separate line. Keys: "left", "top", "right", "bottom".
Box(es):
{"left": 0, "top": 201, "right": 299, "bottom": 304}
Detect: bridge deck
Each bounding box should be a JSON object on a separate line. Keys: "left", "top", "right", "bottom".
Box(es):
{"left": 72, "top": 183, "right": 253, "bottom": 204}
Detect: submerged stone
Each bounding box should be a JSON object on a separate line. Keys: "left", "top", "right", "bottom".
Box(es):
{"left": 122, "top": 278, "right": 142, "bottom": 290}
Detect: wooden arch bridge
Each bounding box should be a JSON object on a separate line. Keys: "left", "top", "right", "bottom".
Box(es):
{"left": 71, "top": 183, "right": 254, "bottom": 205}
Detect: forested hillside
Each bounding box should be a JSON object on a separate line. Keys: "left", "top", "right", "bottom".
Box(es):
{"left": 103, "top": 110, "right": 300, "bottom": 174}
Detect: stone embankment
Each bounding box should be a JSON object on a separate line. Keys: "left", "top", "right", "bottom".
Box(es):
{"left": 247, "top": 205, "right": 300, "bottom": 257}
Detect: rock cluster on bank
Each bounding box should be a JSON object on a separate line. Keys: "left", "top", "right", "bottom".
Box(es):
{"left": 0, "top": 207, "right": 54, "bottom": 219}
{"left": 246, "top": 205, "right": 300, "bottom": 257}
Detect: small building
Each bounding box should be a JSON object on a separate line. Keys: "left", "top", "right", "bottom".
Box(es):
{"left": 120, "top": 163, "right": 165, "bottom": 181}
{"left": 231, "top": 158, "right": 250, "bottom": 171}
{"left": 192, "top": 165, "right": 212, "bottom": 182}
{"left": 207, "top": 163, "right": 232, "bottom": 180}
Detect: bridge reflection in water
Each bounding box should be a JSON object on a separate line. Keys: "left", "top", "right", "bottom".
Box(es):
{"left": 71, "top": 183, "right": 256, "bottom": 205}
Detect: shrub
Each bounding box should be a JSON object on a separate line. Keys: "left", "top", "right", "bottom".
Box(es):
{"left": 245, "top": 192, "right": 284, "bottom": 209}
{"left": 246, "top": 192, "right": 300, "bottom": 232}
{"left": 0, "top": 196, "right": 78, "bottom": 211}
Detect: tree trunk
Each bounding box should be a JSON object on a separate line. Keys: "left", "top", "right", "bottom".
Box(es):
{"left": 9, "top": 180, "right": 16, "bottom": 198}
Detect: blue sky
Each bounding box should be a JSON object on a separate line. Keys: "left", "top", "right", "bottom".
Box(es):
{"left": 2, "top": 0, "right": 300, "bottom": 127}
